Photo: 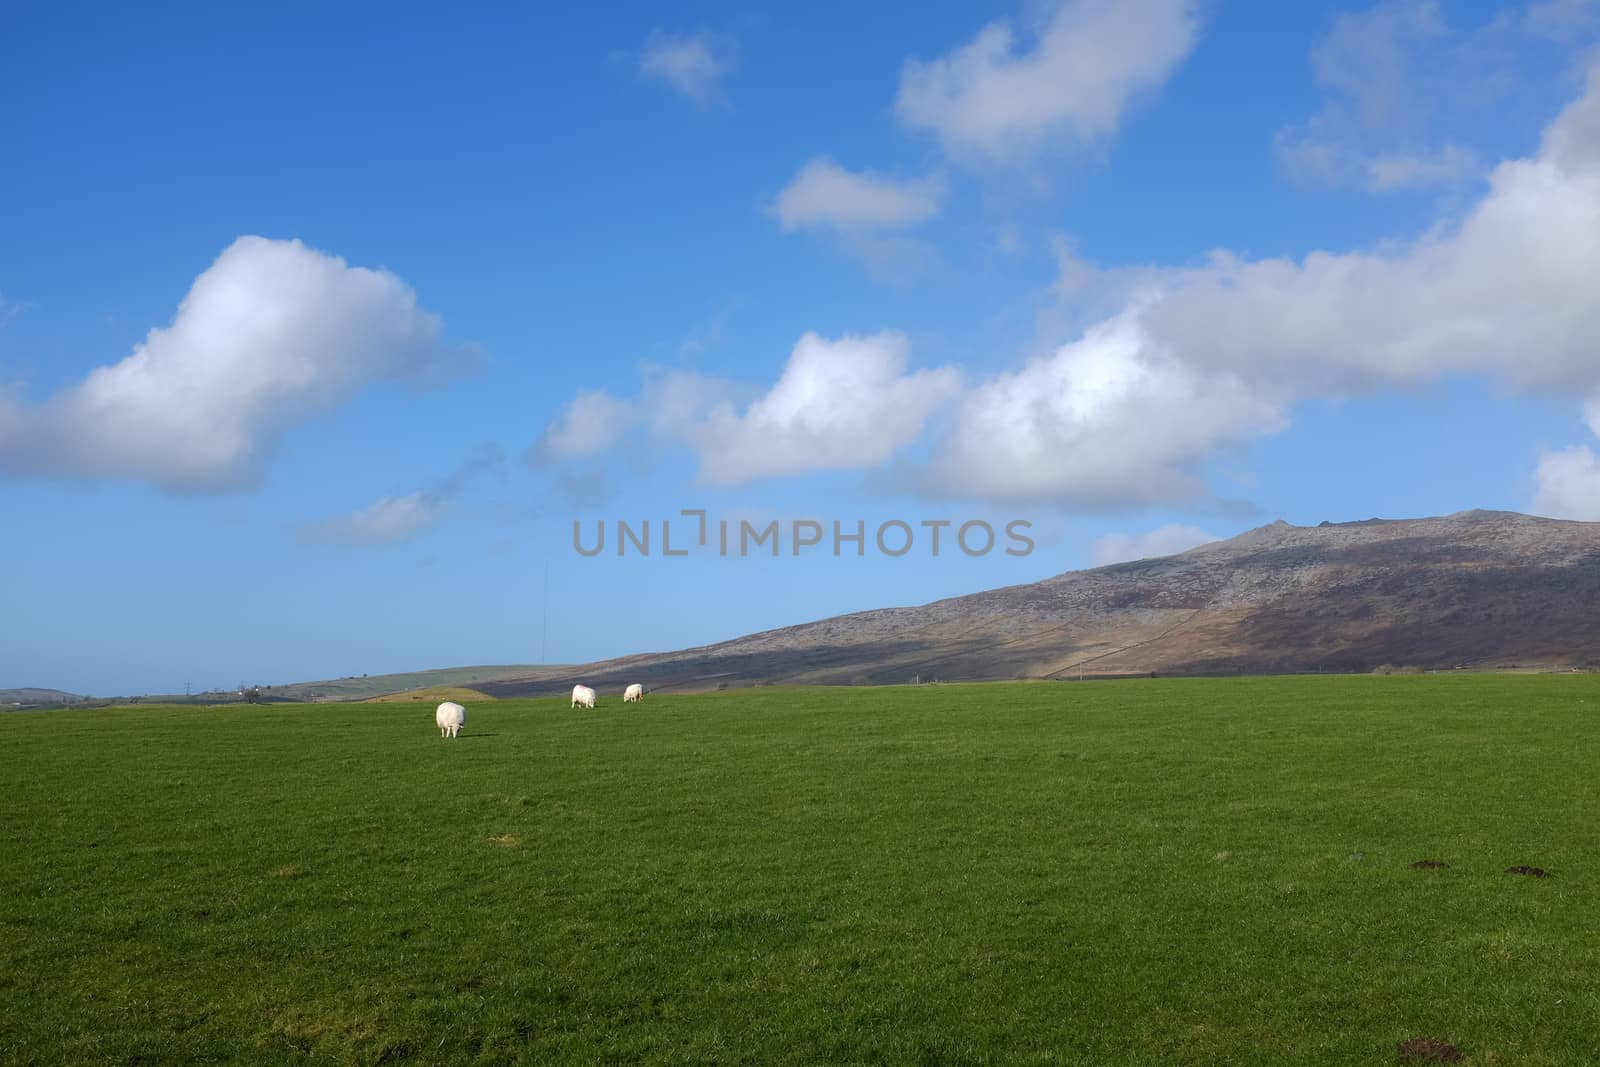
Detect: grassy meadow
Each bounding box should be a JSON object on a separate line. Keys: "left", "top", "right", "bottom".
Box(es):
{"left": 2, "top": 676, "right": 1598, "bottom": 1064}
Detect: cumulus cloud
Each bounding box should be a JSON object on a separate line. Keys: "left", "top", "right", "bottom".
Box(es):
{"left": 534, "top": 333, "right": 959, "bottom": 488}
{"left": 1533, "top": 444, "right": 1600, "bottom": 519}
{"left": 1531, "top": 396, "right": 1600, "bottom": 519}
{"left": 1089, "top": 523, "right": 1219, "bottom": 566}
{"left": 952, "top": 59, "right": 1600, "bottom": 508}
{"left": 295, "top": 444, "right": 503, "bottom": 547}
{"left": 773, "top": 158, "right": 945, "bottom": 232}
{"left": 638, "top": 30, "right": 737, "bottom": 104}
{"left": 918, "top": 312, "right": 1285, "bottom": 506}
{"left": 1144, "top": 64, "right": 1600, "bottom": 394}
{"left": 525, "top": 389, "right": 639, "bottom": 506}
{"left": 895, "top": 0, "right": 1199, "bottom": 162}
{"left": 916, "top": 60, "right": 1600, "bottom": 506}
{"left": 682, "top": 332, "right": 961, "bottom": 484}
{"left": 528, "top": 390, "right": 637, "bottom": 464}
{"left": 0, "top": 236, "right": 462, "bottom": 492}
{"left": 548, "top": 62, "right": 1600, "bottom": 510}
{"left": 928, "top": 59, "right": 1600, "bottom": 507}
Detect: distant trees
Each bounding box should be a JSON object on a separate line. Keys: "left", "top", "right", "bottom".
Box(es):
{"left": 238, "top": 685, "right": 262, "bottom": 704}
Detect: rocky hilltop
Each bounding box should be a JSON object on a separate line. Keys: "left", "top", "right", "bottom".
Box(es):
{"left": 473, "top": 510, "right": 1600, "bottom": 694}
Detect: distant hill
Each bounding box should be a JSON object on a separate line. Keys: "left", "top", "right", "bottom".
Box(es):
{"left": 0, "top": 688, "right": 82, "bottom": 707}
{"left": 470, "top": 510, "right": 1600, "bottom": 697}
{"left": 268, "top": 665, "right": 571, "bottom": 703}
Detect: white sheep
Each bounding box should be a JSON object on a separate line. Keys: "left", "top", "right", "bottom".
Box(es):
{"left": 624, "top": 683, "right": 643, "bottom": 703}
{"left": 435, "top": 700, "right": 466, "bottom": 738}
{"left": 571, "top": 684, "right": 596, "bottom": 709}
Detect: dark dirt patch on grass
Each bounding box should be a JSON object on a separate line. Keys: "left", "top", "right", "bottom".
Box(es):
{"left": 1410, "top": 859, "right": 1448, "bottom": 870}
{"left": 1505, "top": 865, "right": 1550, "bottom": 877}
{"left": 1397, "top": 1036, "right": 1463, "bottom": 1062}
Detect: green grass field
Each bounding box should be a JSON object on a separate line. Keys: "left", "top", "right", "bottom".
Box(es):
{"left": 3, "top": 676, "right": 1598, "bottom": 1064}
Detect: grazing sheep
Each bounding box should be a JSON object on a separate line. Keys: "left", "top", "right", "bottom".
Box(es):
{"left": 624, "top": 683, "right": 643, "bottom": 703}
{"left": 571, "top": 684, "right": 596, "bottom": 709}
{"left": 436, "top": 700, "right": 466, "bottom": 739}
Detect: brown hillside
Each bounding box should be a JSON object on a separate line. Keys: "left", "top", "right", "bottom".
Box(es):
{"left": 476, "top": 510, "right": 1600, "bottom": 698}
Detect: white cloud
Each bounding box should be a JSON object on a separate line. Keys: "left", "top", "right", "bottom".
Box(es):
{"left": 1145, "top": 64, "right": 1600, "bottom": 394}
{"left": 638, "top": 30, "right": 737, "bottom": 104}
{"left": 537, "top": 333, "right": 960, "bottom": 487}
{"left": 547, "top": 63, "right": 1600, "bottom": 510}
{"left": 1531, "top": 395, "right": 1600, "bottom": 519}
{"left": 922, "top": 59, "right": 1600, "bottom": 506}
{"left": 1089, "top": 523, "right": 1219, "bottom": 566}
{"left": 529, "top": 390, "right": 636, "bottom": 463}
{"left": 682, "top": 332, "right": 961, "bottom": 485}
{"left": 297, "top": 493, "right": 441, "bottom": 546}
{"left": 0, "top": 236, "right": 461, "bottom": 492}
{"left": 773, "top": 158, "right": 945, "bottom": 232}
{"left": 919, "top": 312, "right": 1285, "bottom": 506}
{"left": 525, "top": 388, "right": 640, "bottom": 506}
{"left": 895, "top": 0, "right": 1199, "bottom": 162}
{"left": 296, "top": 444, "right": 503, "bottom": 547}
{"left": 1533, "top": 444, "right": 1600, "bottom": 519}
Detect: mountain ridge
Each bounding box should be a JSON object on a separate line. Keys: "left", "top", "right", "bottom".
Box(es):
{"left": 475, "top": 509, "right": 1600, "bottom": 696}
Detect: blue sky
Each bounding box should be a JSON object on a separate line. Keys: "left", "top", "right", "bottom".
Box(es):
{"left": 4, "top": 0, "right": 1600, "bottom": 695}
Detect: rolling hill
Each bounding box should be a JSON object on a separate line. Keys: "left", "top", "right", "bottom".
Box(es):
{"left": 265, "top": 665, "right": 570, "bottom": 703}
{"left": 475, "top": 509, "right": 1600, "bottom": 697}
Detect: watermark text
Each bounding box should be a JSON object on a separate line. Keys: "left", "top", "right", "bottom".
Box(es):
{"left": 573, "top": 510, "right": 1034, "bottom": 559}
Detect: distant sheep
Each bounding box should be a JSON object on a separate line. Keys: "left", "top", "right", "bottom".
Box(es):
{"left": 571, "top": 684, "right": 596, "bottom": 709}
{"left": 624, "top": 683, "right": 643, "bottom": 703}
{"left": 435, "top": 700, "right": 466, "bottom": 739}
